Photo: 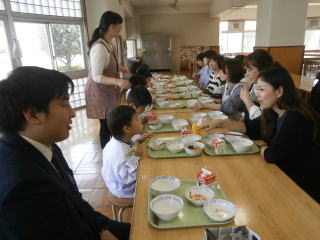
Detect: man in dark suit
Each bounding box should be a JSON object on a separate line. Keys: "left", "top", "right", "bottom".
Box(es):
{"left": 0, "top": 67, "right": 130, "bottom": 240}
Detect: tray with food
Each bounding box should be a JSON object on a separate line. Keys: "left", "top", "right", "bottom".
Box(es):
{"left": 148, "top": 179, "right": 235, "bottom": 229}
{"left": 201, "top": 132, "right": 259, "bottom": 156}
{"left": 154, "top": 100, "right": 187, "bottom": 109}
{"left": 147, "top": 135, "right": 204, "bottom": 159}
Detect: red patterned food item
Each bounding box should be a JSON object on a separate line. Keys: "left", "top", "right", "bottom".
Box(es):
{"left": 197, "top": 168, "right": 216, "bottom": 187}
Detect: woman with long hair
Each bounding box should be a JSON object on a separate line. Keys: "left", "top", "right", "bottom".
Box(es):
{"left": 255, "top": 66, "right": 319, "bottom": 202}
{"left": 85, "top": 11, "right": 131, "bottom": 149}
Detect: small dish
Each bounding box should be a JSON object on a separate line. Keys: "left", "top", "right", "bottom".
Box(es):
{"left": 212, "top": 114, "right": 228, "bottom": 120}
{"left": 208, "top": 111, "right": 223, "bottom": 119}
{"left": 191, "top": 112, "right": 207, "bottom": 122}
{"left": 168, "top": 102, "right": 181, "bottom": 108}
{"left": 148, "top": 139, "right": 166, "bottom": 151}
{"left": 157, "top": 101, "right": 169, "bottom": 108}
{"left": 199, "top": 97, "right": 214, "bottom": 103}
{"left": 149, "top": 176, "right": 181, "bottom": 194}
{"left": 186, "top": 99, "right": 198, "bottom": 108}
{"left": 166, "top": 141, "right": 185, "bottom": 153}
{"left": 184, "top": 142, "right": 204, "bottom": 156}
{"left": 171, "top": 118, "right": 188, "bottom": 130}
{"left": 203, "top": 199, "right": 237, "bottom": 222}
{"left": 181, "top": 134, "right": 201, "bottom": 143}
{"left": 185, "top": 186, "right": 215, "bottom": 205}
{"left": 148, "top": 122, "right": 163, "bottom": 130}
{"left": 158, "top": 115, "right": 174, "bottom": 124}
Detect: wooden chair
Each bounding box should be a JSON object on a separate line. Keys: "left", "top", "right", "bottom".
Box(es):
{"left": 107, "top": 191, "right": 134, "bottom": 222}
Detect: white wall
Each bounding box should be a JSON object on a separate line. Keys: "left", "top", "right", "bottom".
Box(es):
{"left": 140, "top": 13, "right": 219, "bottom": 70}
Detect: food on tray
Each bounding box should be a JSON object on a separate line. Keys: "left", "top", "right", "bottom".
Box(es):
{"left": 187, "top": 145, "right": 202, "bottom": 152}
{"left": 149, "top": 140, "right": 165, "bottom": 150}
{"left": 210, "top": 209, "right": 230, "bottom": 219}
{"left": 212, "top": 138, "right": 226, "bottom": 154}
{"left": 197, "top": 168, "right": 216, "bottom": 187}
{"left": 181, "top": 127, "right": 191, "bottom": 136}
{"left": 189, "top": 192, "right": 208, "bottom": 202}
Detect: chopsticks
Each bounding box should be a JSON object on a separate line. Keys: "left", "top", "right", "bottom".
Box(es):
{"left": 215, "top": 132, "right": 243, "bottom": 137}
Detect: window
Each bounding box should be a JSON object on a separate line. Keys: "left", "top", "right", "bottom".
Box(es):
{"left": 305, "top": 18, "right": 320, "bottom": 50}
{"left": 0, "top": 0, "right": 4, "bottom": 10}
{"left": 0, "top": 20, "right": 12, "bottom": 79}
{"left": 0, "top": 0, "right": 87, "bottom": 108}
{"left": 126, "top": 39, "right": 136, "bottom": 59}
{"left": 219, "top": 20, "right": 256, "bottom": 54}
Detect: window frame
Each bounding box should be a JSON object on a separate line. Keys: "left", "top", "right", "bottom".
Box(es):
{"left": 219, "top": 20, "right": 256, "bottom": 54}
{"left": 0, "top": 0, "right": 88, "bottom": 109}
{"left": 126, "top": 39, "right": 137, "bottom": 59}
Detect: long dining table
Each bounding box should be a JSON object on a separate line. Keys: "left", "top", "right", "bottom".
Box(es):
{"left": 129, "top": 100, "right": 320, "bottom": 240}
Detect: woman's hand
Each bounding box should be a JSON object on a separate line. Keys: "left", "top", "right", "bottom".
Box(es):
{"left": 254, "top": 140, "right": 268, "bottom": 148}
{"left": 194, "top": 102, "right": 205, "bottom": 110}
{"left": 115, "top": 78, "right": 131, "bottom": 89}
{"left": 240, "top": 86, "right": 251, "bottom": 102}
{"left": 201, "top": 120, "right": 223, "bottom": 131}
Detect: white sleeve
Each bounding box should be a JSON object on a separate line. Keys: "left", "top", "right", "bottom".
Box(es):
{"left": 249, "top": 105, "right": 262, "bottom": 120}
{"left": 89, "top": 43, "right": 110, "bottom": 83}
{"left": 118, "top": 155, "right": 140, "bottom": 184}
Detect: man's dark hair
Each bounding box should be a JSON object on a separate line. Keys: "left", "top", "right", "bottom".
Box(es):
{"left": 127, "top": 86, "right": 152, "bottom": 108}
{"left": 136, "top": 64, "right": 150, "bottom": 72}
{"left": 0, "top": 66, "right": 74, "bottom": 134}
{"left": 107, "top": 105, "right": 136, "bottom": 140}
{"left": 129, "top": 74, "right": 147, "bottom": 87}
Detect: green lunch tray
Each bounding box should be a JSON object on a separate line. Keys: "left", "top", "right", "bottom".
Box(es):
{"left": 147, "top": 137, "right": 202, "bottom": 159}
{"left": 148, "top": 180, "right": 232, "bottom": 229}
{"left": 146, "top": 124, "right": 179, "bottom": 133}
{"left": 201, "top": 136, "right": 259, "bottom": 156}
{"left": 154, "top": 101, "right": 187, "bottom": 109}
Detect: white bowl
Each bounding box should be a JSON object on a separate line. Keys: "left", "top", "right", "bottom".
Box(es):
{"left": 208, "top": 111, "right": 223, "bottom": 119}
{"left": 203, "top": 199, "right": 237, "bottom": 222}
{"left": 148, "top": 139, "right": 166, "bottom": 151}
{"left": 231, "top": 139, "right": 254, "bottom": 153}
{"left": 191, "top": 112, "right": 207, "bottom": 122}
{"left": 186, "top": 99, "right": 198, "bottom": 108}
{"left": 185, "top": 186, "right": 215, "bottom": 206}
{"left": 157, "top": 101, "right": 169, "bottom": 108}
{"left": 224, "top": 132, "right": 244, "bottom": 143}
{"left": 149, "top": 176, "right": 181, "bottom": 194}
{"left": 187, "top": 85, "right": 198, "bottom": 90}
{"left": 166, "top": 141, "right": 185, "bottom": 153}
{"left": 199, "top": 97, "right": 214, "bottom": 103}
{"left": 181, "top": 134, "right": 201, "bottom": 143}
{"left": 171, "top": 118, "right": 188, "bottom": 130}
{"left": 148, "top": 122, "right": 163, "bottom": 130}
{"left": 184, "top": 142, "right": 204, "bottom": 156}
{"left": 177, "top": 86, "right": 187, "bottom": 92}
{"left": 156, "top": 97, "right": 166, "bottom": 102}
{"left": 191, "top": 91, "right": 201, "bottom": 98}
{"left": 168, "top": 102, "right": 181, "bottom": 108}
{"left": 159, "top": 115, "right": 174, "bottom": 124}
{"left": 150, "top": 194, "right": 183, "bottom": 221}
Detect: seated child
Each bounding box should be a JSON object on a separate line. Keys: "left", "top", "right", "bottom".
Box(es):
{"left": 102, "top": 105, "right": 147, "bottom": 199}
{"left": 127, "top": 85, "right": 153, "bottom": 123}
{"left": 126, "top": 74, "right": 147, "bottom": 99}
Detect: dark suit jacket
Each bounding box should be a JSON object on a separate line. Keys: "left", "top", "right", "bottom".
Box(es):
{"left": 0, "top": 134, "right": 109, "bottom": 240}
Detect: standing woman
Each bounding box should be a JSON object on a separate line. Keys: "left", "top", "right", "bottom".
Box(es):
{"left": 86, "top": 11, "right": 131, "bottom": 149}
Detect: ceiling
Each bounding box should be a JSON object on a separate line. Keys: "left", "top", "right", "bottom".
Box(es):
{"left": 128, "top": 0, "right": 210, "bottom": 8}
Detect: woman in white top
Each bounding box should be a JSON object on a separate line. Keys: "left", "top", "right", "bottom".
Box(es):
{"left": 205, "top": 54, "right": 225, "bottom": 99}
{"left": 85, "top": 11, "right": 131, "bottom": 149}
{"left": 240, "top": 49, "right": 274, "bottom": 120}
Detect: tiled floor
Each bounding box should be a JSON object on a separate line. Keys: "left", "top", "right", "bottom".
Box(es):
{"left": 57, "top": 110, "right": 133, "bottom": 223}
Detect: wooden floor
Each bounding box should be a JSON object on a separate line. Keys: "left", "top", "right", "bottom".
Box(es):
{"left": 57, "top": 109, "right": 133, "bottom": 223}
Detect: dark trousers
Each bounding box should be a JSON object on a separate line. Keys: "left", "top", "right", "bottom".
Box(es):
{"left": 99, "top": 119, "right": 111, "bottom": 149}
{"left": 109, "top": 220, "right": 131, "bottom": 240}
